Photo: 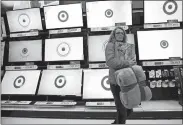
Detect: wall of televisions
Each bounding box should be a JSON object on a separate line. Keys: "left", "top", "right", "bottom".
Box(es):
{"left": 1, "top": 0, "right": 183, "bottom": 106}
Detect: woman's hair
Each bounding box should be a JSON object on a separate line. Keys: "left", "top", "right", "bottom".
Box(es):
{"left": 108, "top": 27, "right": 127, "bottom": 43}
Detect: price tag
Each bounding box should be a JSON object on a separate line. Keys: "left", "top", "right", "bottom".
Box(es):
{"left": 144, "top": 24, "right": 163, "bottom": 28}
{"left": 14, "top": 101, "right": 31, "bottom": 105}
{"left": 67, "top": 28, "right": 81, "bottom": 33}
{"left": 10, "top": 31, "right": 38, "bottom": 38}
{"left": 5, "top": 65, "right": 38, "bottom": 70}
{"left": 49, "top": 29, "right": 63, "bottom": 34}
{"left": 98, "top": 63, "right": 108, "bottom": 68}
{"left": 167, "top": 23, "right": 180, "bottom": 27}
{"left": 34, "top": 101, "right": 77, "bottom": 106}
{"left": 49, "top": 28, "right": 81, "bottom": 35}
{"left": 34, "top": 101, "right": 48, "bottom": 105}
{"left": 170, "top": 60, "right": 182, "bottom": 65}
{"left": 142, "top": 60, "right": 182, "bottom": 66}
{"left": 1, "top": 101, "right": 17, "bottom": 104}
{"left": 154, "top": 62, "right": 164, "bottom": 66}
{"left": 91, "top": 26, "right": 128, "bottom": 32}
{"left": 47, "top": 64, "right": 80, "bottom": 69}
{"left": 144, "top": 23, "right": 180, "bottom": 29}
{"left": 89, "top": 63, "right": 108, "bottom": 69}
{"left": 115, "top": 22, "right": 126, "bottom": 26}
{"left": 59, "top": 101, "right": 77, "bottom": 106}
{"left": 97, "top": 102, "right": 104, "bottom": 106}
{"left": 47, "top": 65, "right": 62, "bottom": 69}
{"left": 86, "top": 101, "right": 115, "bottom": 107}
{"left": 167, "top": 19, "right": 178, "bottom": 23}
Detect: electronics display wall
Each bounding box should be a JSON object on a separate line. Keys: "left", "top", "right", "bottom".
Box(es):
{"left": 1, "top": 0, "right": 182, "bottom": 101}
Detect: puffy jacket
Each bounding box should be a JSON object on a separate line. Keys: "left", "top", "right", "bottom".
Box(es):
{"left": 105, "top": 42, "right": 135, "bottom": 85}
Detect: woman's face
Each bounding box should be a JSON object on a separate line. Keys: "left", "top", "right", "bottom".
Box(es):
{"left": 115, "top": 28, "right": 124, "bottom": 42}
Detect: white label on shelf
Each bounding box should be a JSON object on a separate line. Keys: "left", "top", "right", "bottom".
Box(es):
{"left": 90, "top": 26, "right": 128, "bottom": 32}
{"left": 167, "top": 23, "right": 180, "bottom": 27}
{"left": 167, "top": 19, "right": 178, "bottom": 23}
{"left": 86, "top": 101, "right": 115, "bottom": 107}
{"left": 5, "top": 65, "right": 38, "bottom": 70}
{"left": 49, "top": 28, "right": 81, "bottom": 34}
{"left": 34, "top": 101, "right": 76, "bottom": 106}
{"left": 47, "top": 64, "right": 80, "bottom": 69}
{"left": 1, "top": 101, "right": 17, "bottom": 104}
{"left": 144, "top": 23, "right": 180, "bottom": 29}
{"left": 14, "top": 101, "right": 32, "bottom": 105}
{"left": 34, "top": 101, "right": 48, "bottom": 105}
{"left": 10, "top": 31, "right": 38, "bottom": 37}
{"left": 115, "top": 22, "right": 126, "bottom": 26}
{"left": 89, "top": 63, "right": 108, "bottom": 69}
{"left": 59, "top": 101, "right": 77, "bottom": 106}
{"left": 142, "top": 60, "right": 182, "bottom": 66}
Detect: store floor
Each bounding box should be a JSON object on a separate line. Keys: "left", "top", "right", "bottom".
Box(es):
{"left": 1, "top": 117, "right": 182, "bottom": 124}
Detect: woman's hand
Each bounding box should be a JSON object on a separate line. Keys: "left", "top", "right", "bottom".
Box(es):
{"left": 129, "top": 58, "right": 137, "bottom": 66}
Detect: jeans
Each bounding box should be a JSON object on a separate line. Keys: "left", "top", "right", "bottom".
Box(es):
{"left": 110, "top": 84, "right": 133, "bottom": 124}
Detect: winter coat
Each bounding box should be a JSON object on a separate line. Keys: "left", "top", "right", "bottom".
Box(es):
{"left": 105, "top": 41, "right": 136, "bottom": 85}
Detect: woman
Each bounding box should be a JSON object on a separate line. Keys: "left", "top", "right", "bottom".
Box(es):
{"left": 105, "top": 27, "right": 136, "bottom": 124}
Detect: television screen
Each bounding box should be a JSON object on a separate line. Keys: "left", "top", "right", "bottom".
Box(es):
{"left": 45, "top": 37, "right": 84, "bottom": 61}
{"left": 144, "top": 1, "right": 182, "bottom": 24}
{"left": 9, "top": 40, "right": 42, "bottom": 62}
{"left": 44, "top": 3, "right": 83, "bottom": 29}
{"left": 86, "top": 1, "right": 132, "bottom": 28}
{"left": 38, "top": 69, "right": 82, "bottom": 96}
{"left": 6, "top": 8, "right": 43, "bottom": 32}
{"left": 137, "top": 29, "right": 182, "bottom": 60}
{"left": 83, "top": 69, "right": 113, "bottom": 99}
{"left": 1, "top": 70, "right": 41, "bottom": 95}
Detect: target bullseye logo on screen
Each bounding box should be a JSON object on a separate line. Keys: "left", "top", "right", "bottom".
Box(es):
{"left": 163, "top": 0, "right": 178, "bottom": 15}
{"left": 105, "top": 9, "right": 113, "bottom": 18}
{"left": 13, "top": 76, "right": 25, "bottom": 88}
{"left": 103, "top": 41, "right": 108, "bottom": 52}
{"left": 54, "top": 75, "right": 66, "bottom": 88}
{"left": 160, "top": 40, "right": 169, "bottom": 48}
{"left": 101, "top": 76, "right": 110, "bottom": 91}
{"left": 57, "top": 42, "right": 70, "bottom": 57}
{"left": 18, "top": 14, "right": 30, "bottom": 27}
{"left": 21, "top": 47, "right": 29, "bottom": 57}
{"left": 58, "top": 11, "right": 69, "bottom": 22}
